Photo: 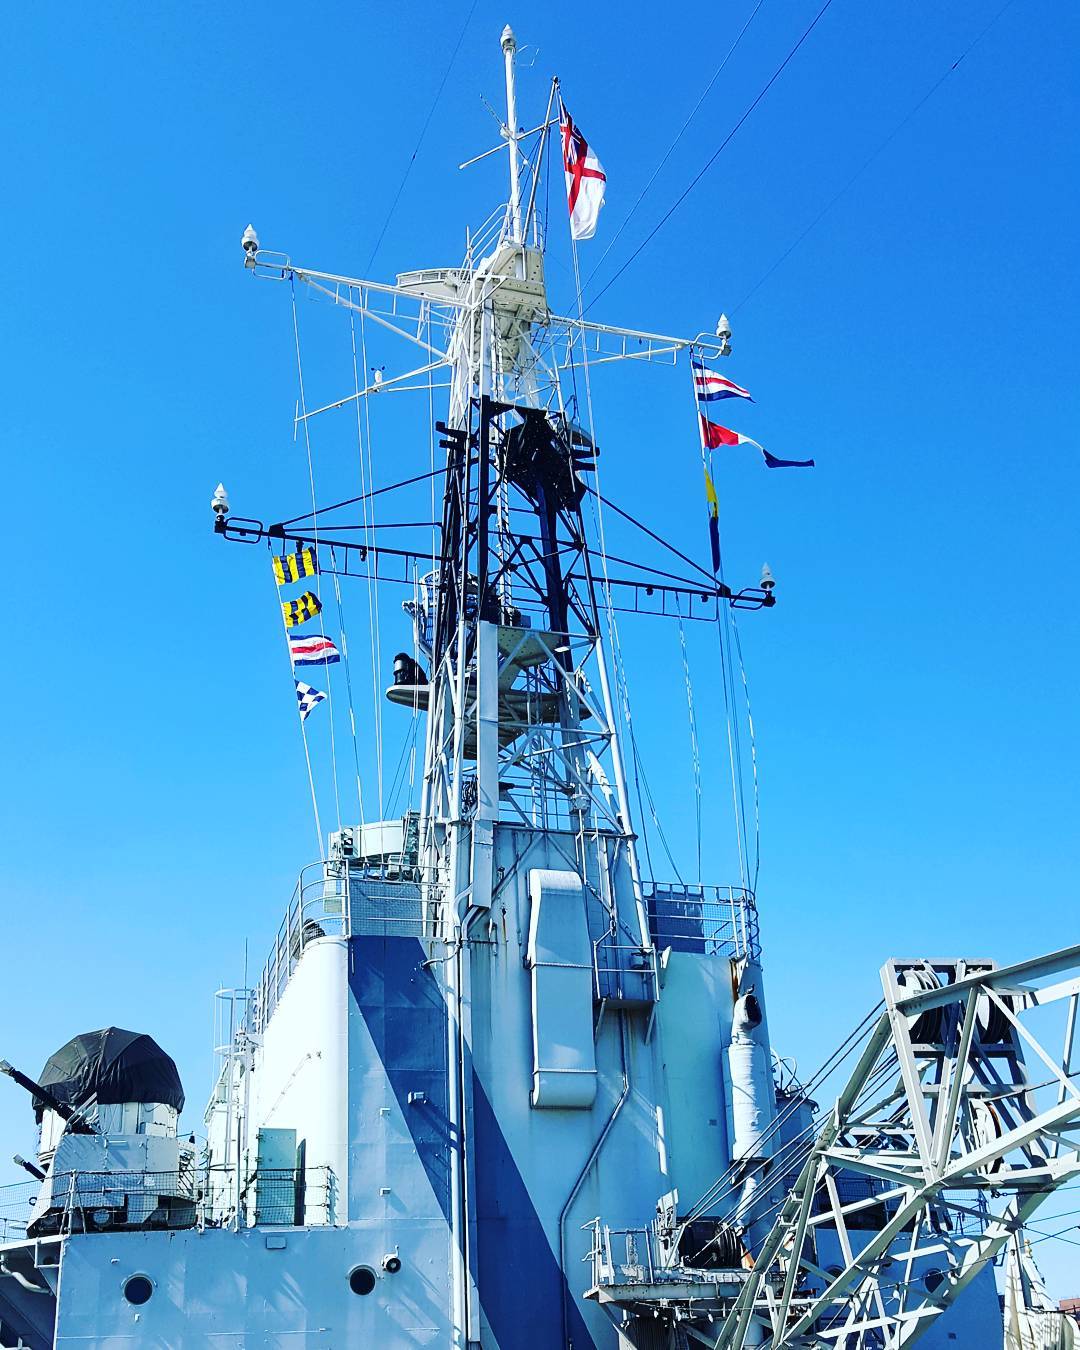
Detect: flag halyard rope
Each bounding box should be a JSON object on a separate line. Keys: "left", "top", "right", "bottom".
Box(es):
{"left": 290, "top": 277, "right": 343, "bottom": 848}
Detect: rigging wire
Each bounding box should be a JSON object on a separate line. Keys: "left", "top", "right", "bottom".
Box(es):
{"left": 416, "top": 302, "right": 440, "bottom": 823}
{"left": 386, "top": 716, "right": 422, "bottom": 816}
{"left": 687, "top": 354, "right": 750, "bottom": 888}
{"left": 730, "top": 611, "right": 762, "bottom": 890}
{"left": 676, "top": 603, "right": 704, "bottom": 882}
{"left": 350, "top": 299, "right": 387, "bottom": 819}
{"left": 579, "top": 0, "right": 768, "bottom": 297}
{"left": 732, "top": 0, "right": 1020, "bottom": 313}
{"left": 278, "top": 468, "right": 446, "bottom": 529}
{"left": 290, "top": 278, "right": 343, "bottom": 840}
{"left": 682, "top": 1002, "right": 884, "bottom": 1218}
{"left": 583, "top": 0, "right": 836, "bottom": 315}
{"left": 719, "top": 602, "right": 751, "bottom": 889}
{"left": 328, "top": 546, "right": 367, "bottom": 829}
{"left": 364, "top": 0, "right": 482, "bottom": 273}
{"left": 564, "top": 226, "right": 682, "bottom": 883}
{"left": 584, "top": 484, "right": 716, "bottom": 583}
{"left": 269, "top": 566, "right": 323, "bottom": 856}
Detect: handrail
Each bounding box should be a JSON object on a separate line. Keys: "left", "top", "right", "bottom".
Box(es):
{"left": 643, "top": 882, "right": 760, "bottom": 961}
{"left": 249, "top": 862, "right": 438, "bottom": 1034}
{"left": 0, "top": 1165, "right": 338, "bottom": 1234}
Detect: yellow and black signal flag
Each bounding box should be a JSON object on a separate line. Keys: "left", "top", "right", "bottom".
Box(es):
{"left": 282, "top": 590, "right": 323, "bottom": 629}
{"left": 273, "top": 546, "right": 318, "bottom": 586}
{"left": 704, "top": 467, "right": 721, "bottom": 574}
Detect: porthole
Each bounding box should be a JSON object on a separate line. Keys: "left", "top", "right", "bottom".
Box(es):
{"left": 923, "top": 1267, "right": 946, "bottom": 1294}
{"left": 123, "top": 1274, "right": 154, "bottom": 1306}
{"left": 349, "top": 1265, "right": 377, "bottom": 1296}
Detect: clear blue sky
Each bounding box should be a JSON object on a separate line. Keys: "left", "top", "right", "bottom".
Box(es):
{"left": 3, "top": 0, "right": 1078, "bottom": 1296}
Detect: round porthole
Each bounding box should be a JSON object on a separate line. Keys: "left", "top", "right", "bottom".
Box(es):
{"left": 348, "top": 1265, "right": 377, "bottom": 1296}
{"left": 923, "top": 1267, "right": 945, "bottom": 1294}
{"left": 123, "top": 1275, "right": 154, "bottom": 1306}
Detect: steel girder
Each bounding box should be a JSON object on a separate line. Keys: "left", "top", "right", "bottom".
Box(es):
{"left": 716, "top": 945, "right": 1080, "bottom": 1350}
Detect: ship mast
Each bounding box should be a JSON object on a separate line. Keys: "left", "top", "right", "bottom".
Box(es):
{"left": 414, "top": 34, "right": 656, "bottom": 1342}
{"left": 222, "top": 29, "right": 772, "bottom": 934}
{"left": 501, "top": 25, "right": 523, "bottom": 244}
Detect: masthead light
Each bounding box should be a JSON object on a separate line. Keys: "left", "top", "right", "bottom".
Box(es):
{"left": 241, "top": 224, "right": 259, "bottom": 264}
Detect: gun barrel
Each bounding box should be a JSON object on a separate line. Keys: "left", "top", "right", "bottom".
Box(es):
{"left": 0, "top": 1060, "right": 94, "bottom": 1133}
{"left": 13, "top": 1154, "right": 45, "bottom": 1182}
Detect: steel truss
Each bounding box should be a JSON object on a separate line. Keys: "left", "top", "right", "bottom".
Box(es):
{"left": 717, "top": 945, "right": 1080, "bottom": 1349}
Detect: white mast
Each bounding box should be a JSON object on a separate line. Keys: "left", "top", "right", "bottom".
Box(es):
{"left": 501, "top": 25, "right": 523, "bottom": 243}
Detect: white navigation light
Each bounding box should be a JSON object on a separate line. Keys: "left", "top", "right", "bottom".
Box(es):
{"left": 501, "top": 24, "right": 516, "bottom": 52}
{"left": 760, "top": 563, "right": 775, "bottom": 592}
{"left": 716, "top": 313, "right": 732, "bottom": 340}
{"left": 211, "top": 483, "right": 230, "bottom": 517}
{"left": 241, "top": 224, "right": 259, "bottom": 262}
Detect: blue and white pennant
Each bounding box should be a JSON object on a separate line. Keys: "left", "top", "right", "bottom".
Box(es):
{"left": 295, "top": 680, "right": 327, "bottom": 723}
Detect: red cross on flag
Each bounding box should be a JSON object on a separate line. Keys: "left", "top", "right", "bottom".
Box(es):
{"left": 560, "top": 102, "right": 606, "bottom": 241}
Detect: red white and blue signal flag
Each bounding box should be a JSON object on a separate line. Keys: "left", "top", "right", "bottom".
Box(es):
{"left": 692, "top": 358, "right": 753, "bottom": 403}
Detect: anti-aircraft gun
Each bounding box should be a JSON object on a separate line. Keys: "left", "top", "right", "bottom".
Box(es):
{"left": 1, "top": 1028, "right": 196, "bottom": 1237}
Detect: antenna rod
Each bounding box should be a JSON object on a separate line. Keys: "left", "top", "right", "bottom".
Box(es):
{"left": 501, "top": 25, "right": 523, "bottom": 242}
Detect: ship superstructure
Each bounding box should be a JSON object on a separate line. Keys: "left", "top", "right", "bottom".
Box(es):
{"left": 2, "top": 29, "right": 1079, "bottom": 1350}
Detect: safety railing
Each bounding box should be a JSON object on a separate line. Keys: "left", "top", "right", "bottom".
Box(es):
{"left": 252, "top": 861, "right": 437, "bottom": 1031}
{"left": 584, "top": 1217, "right": 758, "bottom": 1295}
{"left": 584, "top": 1219, "right": 658, "bottom": 1287}
{"left": 592, "top": 936, "right": 659, "bottom": 1005}
{"left": 0, "top": 1178, "right": 35, "bottom": 1242}
{"left": 0, "top": 1165, "right": 336, "bottom": 1239}
{"left": 644, "top": 883, "right": 760, "bottom": 961}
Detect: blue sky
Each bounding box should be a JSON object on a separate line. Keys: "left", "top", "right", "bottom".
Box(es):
{"left": 3, "top": 0, "right": 1078, "bottom": 1296}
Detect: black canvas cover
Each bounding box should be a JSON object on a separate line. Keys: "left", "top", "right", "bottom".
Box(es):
{"left": 36, "top": 1028, "right": 184, "bottom": 1119}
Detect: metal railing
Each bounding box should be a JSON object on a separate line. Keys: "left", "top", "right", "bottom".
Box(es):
{"left": 584, "top": 1220, "right": 659, "bottom": 1287}
{"left": 252, "top": 861, "right": 436, "bottom": 1031}
{"left": 0, "top": 1178, "right": 35, "bottom": 1242}
{"left": 584, "top": 1218, "right": 757, "bottom": 1294}
{"left": 0, "top": 1165, "right": 336, "bottom": 1238}
{"left": 592, "top": 936, "right": 659, "bottom": 1005}
{"left": 248, "top": 874, "right": 756, "bottom": 1034}
{"left": 644, "top": 882, "right": 760, "bottom": 960}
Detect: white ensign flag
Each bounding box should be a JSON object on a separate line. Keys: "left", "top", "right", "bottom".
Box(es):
{"left": 560, "top": 103, "right": 606, "bottom": 241}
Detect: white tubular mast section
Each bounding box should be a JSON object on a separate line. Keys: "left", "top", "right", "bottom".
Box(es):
{"left": 501, "top": 25, "right": 523, "bottom": 243}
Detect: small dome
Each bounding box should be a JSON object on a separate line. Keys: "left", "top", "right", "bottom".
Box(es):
{"left": 37, "top": 1028, "right": 184, "bottom": 1120}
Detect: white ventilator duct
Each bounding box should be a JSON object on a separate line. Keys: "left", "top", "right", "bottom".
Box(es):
{"left": 726, "top": 961, "right": 778, "bottom": 1250}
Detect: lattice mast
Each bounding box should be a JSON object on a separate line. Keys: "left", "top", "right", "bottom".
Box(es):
{"left": 416, "top": 27, "right": 642, "bottom": 934}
